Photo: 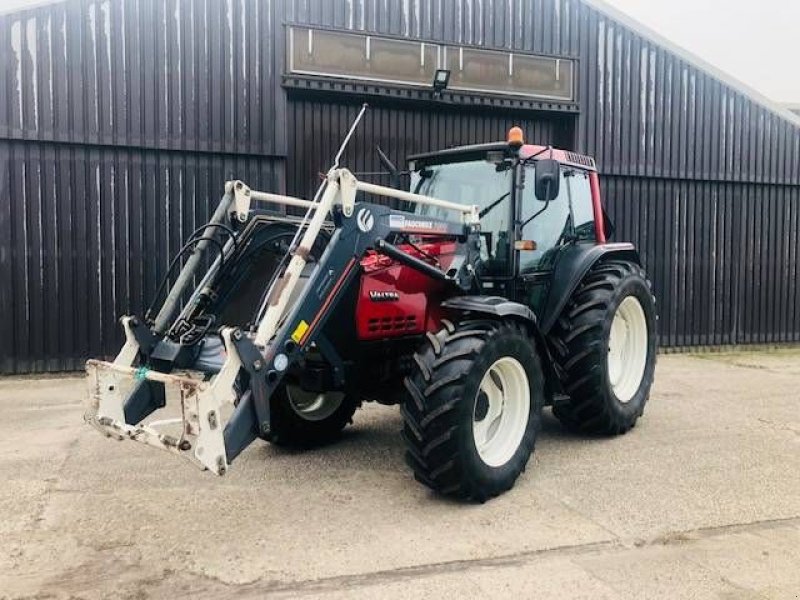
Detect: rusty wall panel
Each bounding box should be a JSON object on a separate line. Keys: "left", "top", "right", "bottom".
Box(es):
{"left": 0, "top": 0, "right": 286, "bottom": 156}
{"left": 0, "top": 138, "right": 283, "bottom": 374}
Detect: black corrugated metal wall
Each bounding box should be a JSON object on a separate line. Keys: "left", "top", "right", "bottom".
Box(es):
{"left": 285, "top": 97, "right": 572, "bottom": 200}
{"left": 574, "top": 5, "right": 800, "bottom": 349}
{"left": 0, "top": 0, "right": 286, "bottom": 373}
{"left": 1, "top": 0, "right": 799, "bottom": 374}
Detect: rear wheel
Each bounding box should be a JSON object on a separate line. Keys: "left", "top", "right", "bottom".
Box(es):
{"left": 402, "top": 320, "right": 545, "bottom": 501}
{"left": 262, "top": 384, "right": 360, "bottom": 447}
{"left": 549, "top": 260, "right": 657, "bottom": 435}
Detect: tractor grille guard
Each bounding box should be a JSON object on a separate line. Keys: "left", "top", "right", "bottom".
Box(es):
{"left": 85, "top": 167, "right": 480, "bottom": 474}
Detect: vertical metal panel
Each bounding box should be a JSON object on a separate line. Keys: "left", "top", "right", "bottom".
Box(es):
{"left": 0, "top": 0, "right": 285, "bottom": 156}
{"left": 0, "top": 0, "right": 288, "bottom": 373}
{"left": 0, "top": 138, "right": 283, "bottom": 373}
{"left": 601, "top": 175, "right": 800, "bottom": 347}
{"left": 285, "top": 96, "right": 567, "bottom": 200}
{"left": 577, "top": 2, "right": 798, "bottom": 186}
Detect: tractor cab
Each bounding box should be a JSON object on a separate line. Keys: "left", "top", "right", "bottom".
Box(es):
{"left": 408, "top": 132, "right": 604, "bottom": 281}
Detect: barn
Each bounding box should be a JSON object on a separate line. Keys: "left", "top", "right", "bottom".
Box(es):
{"left": 1, "top": 0, "right": 799, "bottom": 373}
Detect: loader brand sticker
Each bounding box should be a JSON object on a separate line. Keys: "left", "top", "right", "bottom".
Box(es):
{"left": 356, "top": 208, "right": 375, "bottom": 232}
{"left": 369, "top": 290, "right": 400, "bottom": 302}
{"left": 291, "top": 320, "right": 309, "bottom": 344}
{"left": 389, "top": 214, "right": 447, "bottom": 232}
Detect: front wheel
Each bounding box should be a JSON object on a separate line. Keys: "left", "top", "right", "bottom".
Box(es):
{"left": 549, "top": 260, "right": 657, "bottom": 435}
{"left": 261, "top": 384, "right": 360, "bottom": 447}
{"left": 402, "top": 320, "right": 545, "bottom": 502}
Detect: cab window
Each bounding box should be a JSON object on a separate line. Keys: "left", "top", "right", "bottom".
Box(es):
{"left": 519, "top": 168, "right": 596, "bottom": 273}
{"left": 412, "top": 159, "right": 513, "bottom": 276}
{"left": 569, "top": 172, "right": 597, "bottom": 240}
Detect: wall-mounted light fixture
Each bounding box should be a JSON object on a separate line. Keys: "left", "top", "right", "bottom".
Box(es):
{"left": 432, "top": 69, "right": 451, "bottom": 97}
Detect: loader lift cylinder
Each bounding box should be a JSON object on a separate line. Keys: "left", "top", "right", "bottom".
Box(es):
{"left": 152, "top": 190, "right": 235, "bottom": 334}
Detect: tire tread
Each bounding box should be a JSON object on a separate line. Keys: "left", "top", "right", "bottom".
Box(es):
{"left": 548, "top": 260, "right": 657, "bottom": 435}
{"left": 402, "top": 319, "right": 544, "bottom": 501}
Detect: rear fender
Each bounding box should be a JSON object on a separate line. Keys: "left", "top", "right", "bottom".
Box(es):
{"left": 538, "top": 243, "right": 641, "bottom": 334}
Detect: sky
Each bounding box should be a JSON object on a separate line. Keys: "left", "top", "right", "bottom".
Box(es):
{"left": 601, "top": 0, "right": 800, "bottom": 104}
{"left": 1, "top": 0, "right": 798, "bottom": 104}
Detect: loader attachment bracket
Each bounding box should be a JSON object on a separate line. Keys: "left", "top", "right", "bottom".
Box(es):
{"left": 114, "top": 315, "right": 158, "bottom": 366}
{"left": 339, "top": 169, "right": 357, "bottom": 217}
{"left": 229, "top": 330, "right": 271, "bottom": 437}
{"left": 85, "top": 327, "right": 246, "bottom": 475}
{"left": 229, "top": 180, "right": 253, "bottom": 224}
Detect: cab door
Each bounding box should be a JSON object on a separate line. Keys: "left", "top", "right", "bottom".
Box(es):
{"left": 515, "top": 166, "right": 598, "bottom": 314}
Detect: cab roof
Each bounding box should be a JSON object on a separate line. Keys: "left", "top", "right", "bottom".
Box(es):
{"left": 408, "top": 142, "right": 597, "bottom": 172}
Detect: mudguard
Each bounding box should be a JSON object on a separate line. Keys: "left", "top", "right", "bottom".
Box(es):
{"left": 442, "top": 296, "right": 538, "bottom": 322}
{"left": 441, "top": 296, "right": 561, "bottom": 400}
{"left": 538, "top": 242, "right": 641, "bottom": 334}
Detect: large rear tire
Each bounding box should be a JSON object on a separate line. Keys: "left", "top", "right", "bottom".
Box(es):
{"left": 402, "top": 320, "right": 545, "bottom": 501}
{"left": 549, "top": 260, "right": 657, "bottom": 435}
{"left": 262, "top": 384, "right": 360, "bottom": 448}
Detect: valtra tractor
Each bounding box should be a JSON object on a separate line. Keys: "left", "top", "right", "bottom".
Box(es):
{"left": 85, "top": 106, "right": 657, "bottom": 501}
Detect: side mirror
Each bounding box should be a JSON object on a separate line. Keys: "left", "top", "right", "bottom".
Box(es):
{"left": 534, "top": 159, "right": 561, "bottom": 201}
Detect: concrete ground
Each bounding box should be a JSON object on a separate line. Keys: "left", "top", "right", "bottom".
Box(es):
{"left": 1, "top": 351, "right": 799, "bottom": 599}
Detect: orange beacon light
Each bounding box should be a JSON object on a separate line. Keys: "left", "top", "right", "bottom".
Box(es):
{"left": 507, "top": 126, "right": 524, "bottom": 149}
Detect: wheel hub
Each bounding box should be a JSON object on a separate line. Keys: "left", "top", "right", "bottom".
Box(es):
{"left": 286, "top": 386, "right": 344, "bottom": 421}
{"left": 472, "top": 357, "right": 531, "bottom": 468}
{"left": 607, "top": 295, "right": 649, "bottom": 403}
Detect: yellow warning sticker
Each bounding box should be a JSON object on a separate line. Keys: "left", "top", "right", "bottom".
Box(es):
{"left": 291, "top": 320, "right": 310, "bottom": 343}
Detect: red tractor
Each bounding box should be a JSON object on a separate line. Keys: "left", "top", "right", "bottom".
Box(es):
{"left": 85, "top": 112, "right": 657, "bottom": 502}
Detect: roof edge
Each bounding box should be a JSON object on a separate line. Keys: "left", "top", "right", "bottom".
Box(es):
{"left": 0, "top": 1, "right": 67, "bottom": 17}
{"left": 581, "top": 0, "right": 800, "bottom": 129}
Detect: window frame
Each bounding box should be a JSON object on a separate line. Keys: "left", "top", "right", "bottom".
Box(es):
{"left": 444, "top": 46, "right": 574, "bottom": 101}
{"left": 287, "top": 25, "right": 576, "bottom": 103}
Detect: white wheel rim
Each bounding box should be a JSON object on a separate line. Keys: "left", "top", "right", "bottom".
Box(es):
{"left": 472, "top": 357, "right": 531, "bottom": 468}
{"left": 607, "top": 296, "right": 649, "bottom": 403}
{"left": 286, "top": 386, "right": 344, "bottom": 421}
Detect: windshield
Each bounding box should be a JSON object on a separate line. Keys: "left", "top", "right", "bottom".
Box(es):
{"left": 412, "top": 159, "right": 513, "bottom": 275}
{"left": 411, "top": 159, "right": 512, "bottom": 217}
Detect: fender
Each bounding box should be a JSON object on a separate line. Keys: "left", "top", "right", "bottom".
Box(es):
{"left": 441, "top": 296, "right": 562, "bottom": 401}
{"left": 538, "top": 242, "right": 641, "bottom": 334}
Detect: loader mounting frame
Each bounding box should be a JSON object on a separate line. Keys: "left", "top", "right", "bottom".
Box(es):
{"left": 85, "top": 168, "right": 481, "bottom": 474}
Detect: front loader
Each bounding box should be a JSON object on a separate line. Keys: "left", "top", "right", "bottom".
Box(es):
{"left": 86, "top": 108, "right": 657, "bottom": 501}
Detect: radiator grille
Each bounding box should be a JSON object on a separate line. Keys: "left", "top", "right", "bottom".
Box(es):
{"left": 367, "top": 315, "right": 417, "bottom": 333}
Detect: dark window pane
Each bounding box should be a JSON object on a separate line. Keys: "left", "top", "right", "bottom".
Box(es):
{"left": 447, "top": 47, "right": 511, "bottom": 92}
{"left": 369, "top": 38, "right": 438, "bottom": 85}
{"left": 520, "top": 169, "right": 572, "bottom": 272}
{"left": 519, "top": 169, "right": 596, "bottom": 272}
{"left": 291, "top": 28, "right": 369, "bottom": 80}
{"left": 412, "top": 159, "right": 514, "bottom": 277}
{"left": 290, "top": 28, "right": 437, "bottom": 86}
{"left": 447, "top": 46, "right": 574, "bottom": 101}
{"left": 290, "top": 27, "right": 574, "bottom": 102}
{"left": 513, "top": 55, "right": 573, "bottom": 100}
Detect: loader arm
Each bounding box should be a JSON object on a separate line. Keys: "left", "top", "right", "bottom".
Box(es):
{"left": 85, "top": 169, "right": 480, "bottom": 474}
